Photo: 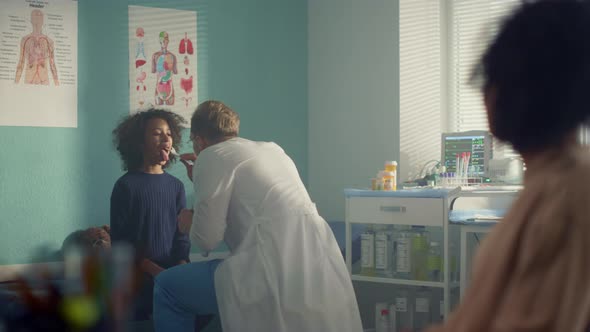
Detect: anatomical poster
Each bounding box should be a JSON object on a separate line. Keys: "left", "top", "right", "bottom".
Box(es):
{"left": 0, "top": 0, "right": 77, "bottom": 127}
{"left": 128, "top": 6, "right": 198, "bottom": 120}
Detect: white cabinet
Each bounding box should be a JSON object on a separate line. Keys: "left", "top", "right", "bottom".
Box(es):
{"left": 344, "top": 187, "right": 520, "bottom": 330}
{"left": 344, "top": 188, "right": 459, "bottom": 331}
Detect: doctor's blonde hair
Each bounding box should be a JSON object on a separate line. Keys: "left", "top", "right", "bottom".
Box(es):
{"left": 190, "top": 100, "right": 240, "bottom": 141}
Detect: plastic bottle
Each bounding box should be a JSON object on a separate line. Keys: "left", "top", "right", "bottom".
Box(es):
{"left": 388, "top": 226, "right": 395, "bottom": 276}
{"left": 429, "top": 289, "right": 444, "bottom": 324}
{"left": 376, "top": 171, "right": 385, "bottom": 191}
{"left": 375, "top": 302, "right": 388, "bottom": 331}
{"left": 377, "top": 309, "right": 390, "bottom": 332}
{"left": 427, "top": 241, "right": 442, "bottom": 282}
{"left": 414, "top": 288, "right": 431, "bottom": 330}
{"left": 385, "top": 160, "right": 396, "bottom": 172}
{"left": 360, "top": 225, "right": 375, "bottom": 276}
{"left": 388, "top": 304, "right": 397, "bottom": 332}
{"left": 375, "top": 225, "right": 393, "bottom": 277}
{"left": 436, "top": 294, "right": 445, "bottom": 323}
{"left": 371, "top": 178, "right": 378, "bottom": 190}
{"left": 395, "top": 288, "right": 413, "bottom": 331}
{"left": 395, "top": 228, "right": 412, "bottom": 279}
{"left": 411, "top": 226, "right": 429, "bottom": 281}
{"left": 433, "top": 167, "right": 441, "bottom": 186}
{"left": 385, "top": 161, "right": 398, "bottom": 191}
{"left": 383, "top": 171, "right": 396, "bottom": 191}
{"left": 427, "top": 171, "right": 434, "bottom": 186}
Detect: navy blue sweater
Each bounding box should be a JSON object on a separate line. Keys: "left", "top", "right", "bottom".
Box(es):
{"left": 110, "top": 171, "right": 190, "bottom": 268}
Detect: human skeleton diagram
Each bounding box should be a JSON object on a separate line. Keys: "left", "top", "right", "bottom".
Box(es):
{"left": 151, "top": 31, "right": 177, "bottom": 106}
{"left": 14, "top": 9, "right": 59, "bottom": 86}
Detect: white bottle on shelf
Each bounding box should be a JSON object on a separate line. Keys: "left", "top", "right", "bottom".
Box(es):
{"left": 361, "top": 225, "right": 376, "bottom": 276}
{"left": 395, "top": 227, "right": 412, "bottom": 279}
{"left": 375, "top": 302, "right": 388, "bottom": 331}
{"left": 414, "top": 288, "right": 432, "bottom": 330}
{"left": 388, "top": 303, "right": 397, "bottom": 332}
{"left": 376, "top": 308, "right": 390, "bottom": 332}
{"left": 395, "top": 288, "right": 413, "bottom": 331}
{"left": 375, "top": 225, "right": 393, "bottom": 277}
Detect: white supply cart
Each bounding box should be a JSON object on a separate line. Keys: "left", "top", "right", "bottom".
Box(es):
{"left": 344, "top": 186, "right": 520, "bottom": 329}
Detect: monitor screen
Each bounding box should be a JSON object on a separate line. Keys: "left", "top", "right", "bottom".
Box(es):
{"left": 442, "top": 134, "right": 488, "bottom": 175}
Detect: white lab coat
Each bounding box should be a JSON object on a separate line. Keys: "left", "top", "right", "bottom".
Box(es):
{"left": 190, "top": 137, "right": 362, "bottom": 332}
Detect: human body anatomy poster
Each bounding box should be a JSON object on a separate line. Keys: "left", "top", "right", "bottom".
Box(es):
{"left": 0, "top": 0, "right": 77, "bottom": 127}
{"left": 128, "top": 6, "right": 197, "bottom": 120}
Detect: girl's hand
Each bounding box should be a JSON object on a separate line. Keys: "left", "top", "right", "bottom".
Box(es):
{"left": 140, "top": 259, "right": 164, "bottom": 277}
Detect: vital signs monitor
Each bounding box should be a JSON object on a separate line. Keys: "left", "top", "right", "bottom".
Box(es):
{"left": 441, "top": 131, "right": 493, "bottom": 176}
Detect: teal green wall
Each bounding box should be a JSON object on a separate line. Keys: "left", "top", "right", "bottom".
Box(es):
{"left": 0, "top": 0, "right": 307, "bottom": 265}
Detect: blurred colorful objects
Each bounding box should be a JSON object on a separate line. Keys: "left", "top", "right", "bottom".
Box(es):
{"left": 0, "top": 244, "right": 142, "bottom": 332}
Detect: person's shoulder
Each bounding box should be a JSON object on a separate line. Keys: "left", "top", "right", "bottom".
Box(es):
{"left": 115, "top": 172, "right": 133, "bottom": 184}
{"left": 196, "top": 138, "right": 248, "bottom": 166}
{"left": 201, "top": 137, "right": 244, "bottom": 155}
{"left": 250, "top": 139, "right": 286, "bottom": 155}
{"left": 162, "top": 172, "right": 185, "bottom": 186}
{"left": 265, "top": 140, "right": 285, "bottom": 152}
{"left": 112, "top": 173, "right": 134, "bottom": 195}
{"left": 229, "top": 137, "right": 284, "bottom": 151}
{"left": 116, "top": 171, "right": 141, "bottom": 186}
{"left": 115, "top": 171, "right": 150, "bottom": 187}
{"left": 200, "top": 138, "right": 284, "bottom": 164}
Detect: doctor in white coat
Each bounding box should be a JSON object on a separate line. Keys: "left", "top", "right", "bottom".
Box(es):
{"left": 153, "top": 100, "right": 362, "bottom": 332}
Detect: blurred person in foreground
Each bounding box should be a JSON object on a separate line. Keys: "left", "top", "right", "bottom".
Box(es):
{"left": 428, "top": 1, "right": 590, "bottom": 331}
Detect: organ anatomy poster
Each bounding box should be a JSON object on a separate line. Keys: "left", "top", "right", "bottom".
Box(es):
{"left": 128, "top": 6, "right": 197, "bottom": 120}
{"left": 0, "top": 0, "right": 77, "bottom": 127}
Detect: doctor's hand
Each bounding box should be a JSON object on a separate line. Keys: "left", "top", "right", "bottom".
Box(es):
{"left": 180, "top": 153, "right": 197, "bottom": 181}
{"left": 178, "top": 208, "right": 194, "bottom": 234}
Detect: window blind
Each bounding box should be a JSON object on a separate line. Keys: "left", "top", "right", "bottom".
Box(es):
{"left": 450, "top": 0, "right": 520, "bottom": 158}
{"left": 399, "top": 0, "right": 443, "bottom": 180}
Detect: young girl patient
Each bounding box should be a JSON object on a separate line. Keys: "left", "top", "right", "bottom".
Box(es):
{"left": 110, "top": 108, "right": 190, "bottom": 319}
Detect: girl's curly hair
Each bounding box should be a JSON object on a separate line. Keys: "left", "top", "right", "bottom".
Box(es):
{"left": 113, "top": 109, "right": 186, "bottom": 171}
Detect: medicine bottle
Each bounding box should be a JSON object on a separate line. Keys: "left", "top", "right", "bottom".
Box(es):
{"left": 383, "top": 171, "right": 395, "bottom": 191}
{"left": 385, "top": 161, "right": 398, "bottom": 191}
